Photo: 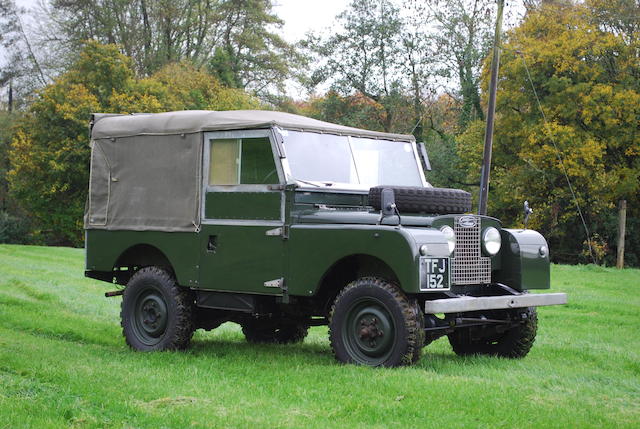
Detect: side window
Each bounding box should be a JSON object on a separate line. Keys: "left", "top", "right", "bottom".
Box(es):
{"left": 208, "top": 137, "right": 277, "bottom": 185}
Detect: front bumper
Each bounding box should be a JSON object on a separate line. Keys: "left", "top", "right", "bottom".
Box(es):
{"left": 424, "top": 292, "right": 567, "bottom": 314}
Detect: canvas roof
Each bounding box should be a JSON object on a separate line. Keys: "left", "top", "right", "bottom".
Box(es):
{"left": 90, "top": 110, "right": 415, "bottom": 142}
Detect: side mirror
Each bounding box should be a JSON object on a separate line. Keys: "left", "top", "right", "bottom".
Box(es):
{"left": 381, "top": 188, "right": 396, "bottom": 217}
{"left": 524, "top": 200, "right": 533, "bottom": 229}
{"left": 418, "top": 142, "right": 432, "bottom": 171}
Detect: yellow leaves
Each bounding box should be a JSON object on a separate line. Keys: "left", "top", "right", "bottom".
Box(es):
{"left": 108, "top": 89, "right": 164, "bottom": 114}
{"left": 7, "top": 41, "right": 262, "bottom": 245}
{"left": 144, "top": 62, "right": 262, "bottom": 111}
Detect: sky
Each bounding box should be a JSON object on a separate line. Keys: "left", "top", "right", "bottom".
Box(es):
{"left": 273, "top": 0, "right": 346, "bottom": 43}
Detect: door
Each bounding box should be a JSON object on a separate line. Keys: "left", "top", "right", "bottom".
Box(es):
{"left": 199, "top": 130, "right": 286, "bottom": 295}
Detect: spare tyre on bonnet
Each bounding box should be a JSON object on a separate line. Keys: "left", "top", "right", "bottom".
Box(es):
{"left": 84, "top": 110, "right": 567, "bottom": 367}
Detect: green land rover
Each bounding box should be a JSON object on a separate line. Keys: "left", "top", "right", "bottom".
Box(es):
{"left": 84, "top": 110, "right": 566, "bottom": 367}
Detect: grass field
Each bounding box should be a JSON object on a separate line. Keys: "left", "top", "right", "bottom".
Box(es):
{"left": 0, "top": 244, "right": 639, "bottom": 428}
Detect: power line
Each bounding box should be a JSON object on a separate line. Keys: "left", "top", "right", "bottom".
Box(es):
{"left": 519, "top": 52, "right": 597, "bottom": 265}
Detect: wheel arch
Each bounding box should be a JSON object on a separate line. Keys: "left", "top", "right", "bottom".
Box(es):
{"left": 314, "top": 254, "right": 400, "bottom": 316}
{"left": 113, "top": 243, "right": 176, "bottom": 284}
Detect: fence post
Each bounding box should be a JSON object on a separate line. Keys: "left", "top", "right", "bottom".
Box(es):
{"left": 616, "top": 199, "right": 626, "bottom": 269}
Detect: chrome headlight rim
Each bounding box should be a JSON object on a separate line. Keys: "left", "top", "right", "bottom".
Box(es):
{"left": 482, "top": 226, "right": 502, "bottom": 256}
{"left": 440, "top": 225, "right": 456, "bottom": 255}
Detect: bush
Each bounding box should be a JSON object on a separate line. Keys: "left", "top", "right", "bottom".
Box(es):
{"left": 0, "top": 211, "right": 30, "bottom": 244}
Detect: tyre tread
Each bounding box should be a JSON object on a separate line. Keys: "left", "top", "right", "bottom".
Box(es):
{"left": 121, "top": 266, "right": 194, "bottom": 351}
{"left": 329, "top": 277, "right": 424, "bottom": 367}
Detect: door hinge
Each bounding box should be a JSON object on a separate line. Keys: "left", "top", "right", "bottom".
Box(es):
{"left": 265, "top": 226, "right": 289, "bottom": 239}
{"left": 264, "top": 277, "right": 285, "bottom": 289}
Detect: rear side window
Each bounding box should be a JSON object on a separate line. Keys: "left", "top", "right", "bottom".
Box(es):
{"left": 208, "top": 137, "right": 277, "bottom": 185}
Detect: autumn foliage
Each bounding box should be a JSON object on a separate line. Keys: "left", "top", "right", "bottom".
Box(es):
{"left": 458, "top": 1, "right": 639, "bottom": 265}
{"left": 7, "top": 41, "right": 260, "bottom": 245}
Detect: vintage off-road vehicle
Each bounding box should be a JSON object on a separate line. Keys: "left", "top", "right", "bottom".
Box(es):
{"left": 84, "top": 110, "right": 566, "bottom": 367}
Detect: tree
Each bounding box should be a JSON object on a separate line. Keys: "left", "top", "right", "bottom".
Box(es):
{"left": 208, "top": 0, "right": 301, "bottom": 96}
{"left": 457, "top": 1, "right": 640, "bottom": 265}
{"left": 0, "top": 0, "right": 52, "bottom": 109}
{"left": 46, "top": 0, "right": 296, "bottom": 98}
{"left": 426, "top": 0, "right": 495, "bottom": 129}
{"left": 8, "top": 41, "right": 260, "bottom": 245}
{"left": 303, "top": 0, "right": 405, "bottom": 133}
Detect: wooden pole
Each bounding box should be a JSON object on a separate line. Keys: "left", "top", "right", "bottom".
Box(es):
{"left": 8, "top": 80, "right": 13, "bottom": 113}
{"left": 478, "top": 0, "right": 505, "bottom": 215}
{"left": 616, "top": 199, "right": 626, "bottom": 269}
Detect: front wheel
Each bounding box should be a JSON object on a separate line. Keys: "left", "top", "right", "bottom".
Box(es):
{"left": 329, "top": 277, "right": 425, "bottom": 367}
{"left": 121, "top": 267, "right": 195, "bottom": 351}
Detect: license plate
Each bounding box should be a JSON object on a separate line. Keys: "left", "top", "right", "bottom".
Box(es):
{"left": 420, "top": 257, "right": 450, "bottom": 290}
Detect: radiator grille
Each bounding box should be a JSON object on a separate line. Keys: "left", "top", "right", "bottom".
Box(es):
{"left": 452, "top": 216, "right": 491, "bottom": 285}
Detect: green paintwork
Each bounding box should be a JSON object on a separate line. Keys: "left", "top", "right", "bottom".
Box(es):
{"left": 198, "top": 224, "right": 284, "bottom": 294}
{"left": 205, "top": 192, "right": 281, "bottom": 220}
{"left": 494, "top": 229, "right": 550, "bottom": 291}
{"left": 85, "top": 229, "right": 199, "bottom": 286}
{"left": 286, "top": 222, "right": 450, "bottom": 296}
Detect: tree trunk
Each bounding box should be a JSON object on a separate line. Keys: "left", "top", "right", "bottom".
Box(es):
{"left": 616, "top": 199, "right": 626, "bottom": 269}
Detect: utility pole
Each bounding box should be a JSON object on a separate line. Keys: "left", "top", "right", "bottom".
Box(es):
{"left": 478, "top": 0, "right": 505, "bottom": 216}
{"left": 8, "top": 80, "right": 13, "bottom": 113}
{"left": 616, "top": 199, "right": 626, "bottom": 269}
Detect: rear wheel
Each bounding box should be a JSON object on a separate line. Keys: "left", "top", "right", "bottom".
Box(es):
{"left": 329, "top": 277, "right": 424, "bottom": 367}
{"left": 448, "top": 308, "right": 538, "bottom": 358}
{"left": 121, "top": 267, "right": 195, "bottom": 351}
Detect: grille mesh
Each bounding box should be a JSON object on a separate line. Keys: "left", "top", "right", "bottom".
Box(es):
{"left": 452, "top": 216, "right": 491, "bottom": 285}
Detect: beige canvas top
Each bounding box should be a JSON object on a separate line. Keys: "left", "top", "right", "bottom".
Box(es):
{"left": 91, "top": 110, "right": 415, "bottom": 142}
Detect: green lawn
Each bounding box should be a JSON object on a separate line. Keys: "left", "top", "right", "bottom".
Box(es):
{"left": 0, "top": 244, "right": 638, "bottom": 428}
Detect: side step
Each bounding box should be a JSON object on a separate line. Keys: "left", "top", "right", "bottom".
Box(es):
{"left": 425, "top": 292, "right": 567, "bottom": 314}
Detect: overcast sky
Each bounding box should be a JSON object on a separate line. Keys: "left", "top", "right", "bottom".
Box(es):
{"left": 12, "top": 0, "right": 346, "bottom": 43}
{"left": 274, "top": 0, "right": 346, "bottom": 42}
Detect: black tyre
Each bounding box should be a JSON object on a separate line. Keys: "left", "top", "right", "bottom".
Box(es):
{"left": 121, "top": 267, "right": 195, "bottom": 351}
{"left": 369, "top": 186, "right": 471, "bottom": 214}
{"left": 448, "top": 308, "right": 538, "bottom": 358}
{"left": 242, "top": 318, "right": 309, "bottom": 344}
{"left": 329, "top": 277, "right": 425, "bottom": 367}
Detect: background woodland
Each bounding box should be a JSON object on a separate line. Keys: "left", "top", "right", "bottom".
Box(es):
{"left": 0, "top": 0, "right": 638, "bottom": 266}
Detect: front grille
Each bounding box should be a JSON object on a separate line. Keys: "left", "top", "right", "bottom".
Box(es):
{"left": 452, "top": 216, "right": 491, "bottom": 285}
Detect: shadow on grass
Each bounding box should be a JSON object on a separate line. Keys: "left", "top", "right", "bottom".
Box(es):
{"left": 188, "top": 335, "right": 336, "bottom": 367}
{"left": 187, "top": 332, "right": 501, "bottom": 372}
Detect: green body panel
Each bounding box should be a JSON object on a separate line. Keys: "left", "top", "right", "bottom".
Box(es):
{"left": 205, "top": 192, "right": 281, "bottom": 220}
{"left": 85, "top": 229, "right": 199, "bottom": 286}
{"left": 494, "top": 229, "right": 550, "bottom": 290}
{"left": 198, "top": 224, "right": 284, "bottom": 294}
{"left": 85, "top": 202, "right": 551, "bottom": 297}
{"left": 286, "top": 224, "right": 449, "bottom": 296}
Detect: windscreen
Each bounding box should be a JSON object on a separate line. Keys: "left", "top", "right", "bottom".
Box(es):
{"left": 281, "top": 130, "right": 423, "bottom": 187}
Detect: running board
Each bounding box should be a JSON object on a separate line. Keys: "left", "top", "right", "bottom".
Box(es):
{"left": 424, "top": 293, "right": 567, "bottom": 314}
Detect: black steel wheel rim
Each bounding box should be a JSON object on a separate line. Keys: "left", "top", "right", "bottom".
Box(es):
{"left": 342, "top": 297, "right": 395, "bottom": 366}
{"left": 132, "top": 287, "right": 169, "bottom": 346}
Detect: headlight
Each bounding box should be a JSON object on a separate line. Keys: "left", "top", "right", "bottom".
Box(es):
{"left": 440, "top": 226, "right": 455, "bottom": 255}
{"left": 482, "top": 227, "right": 502, "bottom": 256}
